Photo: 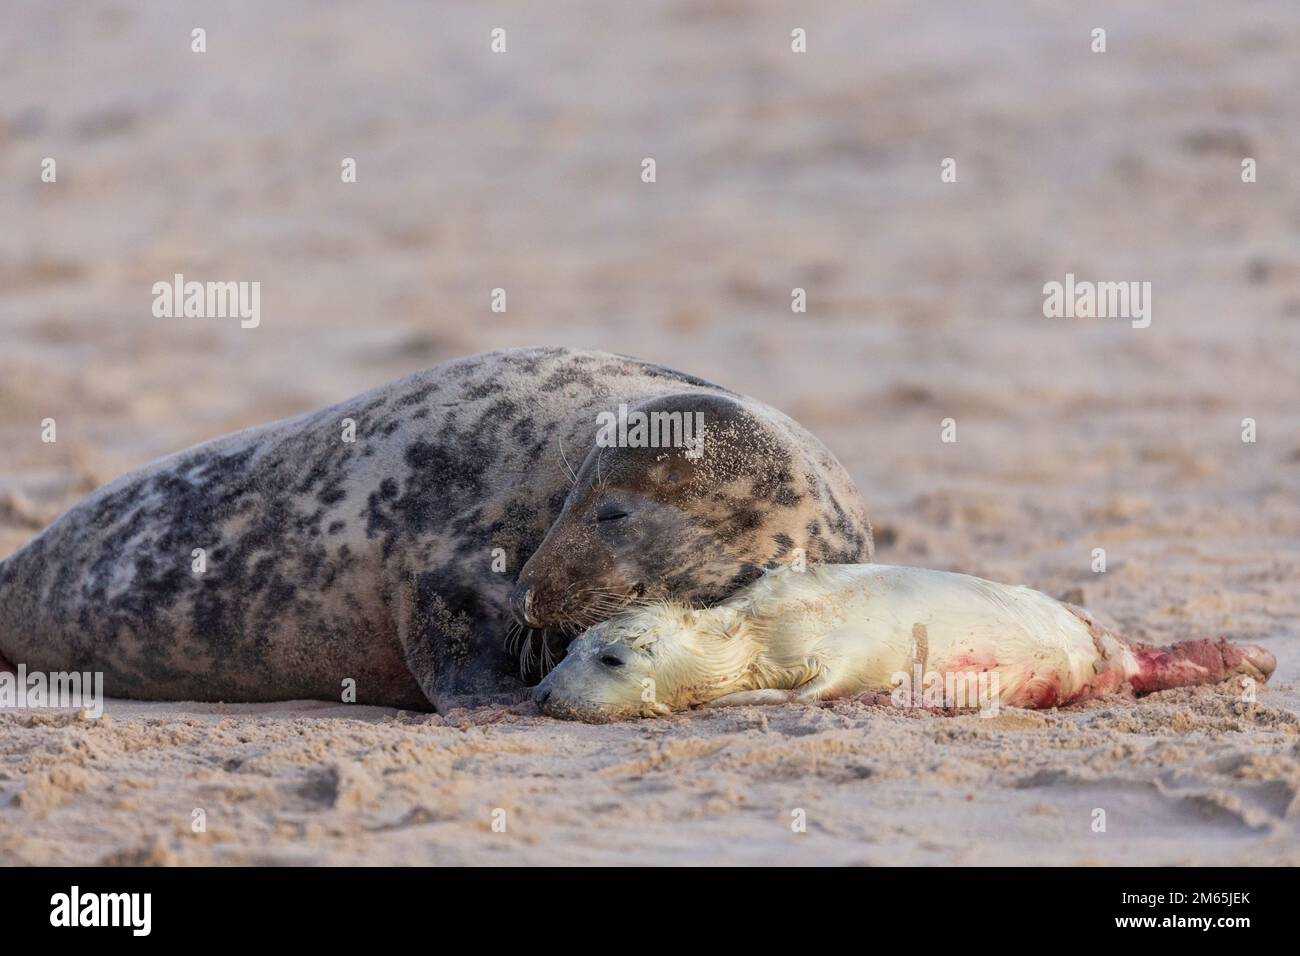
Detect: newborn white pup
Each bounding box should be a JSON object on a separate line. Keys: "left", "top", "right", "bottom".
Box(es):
{"left": 532, "top": 564, "right": 1275, "bottom": 722}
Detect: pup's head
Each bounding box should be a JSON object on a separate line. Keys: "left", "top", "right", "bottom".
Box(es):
{"left": 532, "top": 602, "right": 753, "bottom": 722}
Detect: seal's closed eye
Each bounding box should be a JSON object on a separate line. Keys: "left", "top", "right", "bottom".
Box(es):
{"left": 600, "top": 654, "right": 625, "bottom": 668}
{"left": 596, "top": 505, "right": 629, "bottom": 523}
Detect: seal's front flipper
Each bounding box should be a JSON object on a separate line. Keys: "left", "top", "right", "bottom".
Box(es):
{"left": 428, "top": 645, "right": 530, "bottom": 714}
{"left": 704, "top": 689, "right": 796, "bottom": 707}
{"left": 403, "top": 569, "right": 528, "bottom": 713}
{"left": 791, "top": 664, "right": 845, "bottom": 702}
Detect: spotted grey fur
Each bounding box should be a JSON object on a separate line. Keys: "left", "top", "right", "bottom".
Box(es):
{"left": 0, "top": 348, "right": 871, "bottom": 711}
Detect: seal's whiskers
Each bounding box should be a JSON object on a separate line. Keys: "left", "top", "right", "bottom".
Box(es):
{"left": 556, "top": 434, "right": 579, "bottom": 487}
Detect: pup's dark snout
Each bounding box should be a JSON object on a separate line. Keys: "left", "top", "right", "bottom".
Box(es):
{"left": 533, "top": 685, "right": 552, "bottom": 708}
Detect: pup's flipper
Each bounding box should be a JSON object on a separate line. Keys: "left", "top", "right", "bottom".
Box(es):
{"left": 1125, "top": 636, "right": 1276, "bottom": 694}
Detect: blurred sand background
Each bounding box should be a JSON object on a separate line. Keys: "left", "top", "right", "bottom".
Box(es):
{"left": 2, "top": 0, "right": 1299, "bottom": 864}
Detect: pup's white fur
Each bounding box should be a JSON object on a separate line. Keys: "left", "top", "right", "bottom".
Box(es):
{"left": 534, "top": 564, "right": 1273, "bottom": 722}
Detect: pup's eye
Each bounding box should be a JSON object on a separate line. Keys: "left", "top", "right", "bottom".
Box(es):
{"left": 596, "top": 508, "right": 629, "bottom": 523}
{"left": 600, "top": 654, "right": 625, "bottom": 668}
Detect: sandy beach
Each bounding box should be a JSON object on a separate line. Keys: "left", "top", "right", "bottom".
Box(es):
{"left": 2, "top": 0, "right": 1298, "bottom": 865}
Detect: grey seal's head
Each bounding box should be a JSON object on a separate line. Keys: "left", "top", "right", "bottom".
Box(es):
{"left": 509, "top": 391, "right": 870, "bottom": 642}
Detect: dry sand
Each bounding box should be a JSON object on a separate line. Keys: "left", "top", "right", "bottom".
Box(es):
{"left": 1, "top": 0, "right": 1299, "bottom": 864}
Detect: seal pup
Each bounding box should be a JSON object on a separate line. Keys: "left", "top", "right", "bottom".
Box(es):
{"left": 0, "top": 348, "right": 871, "bottom": 711}
{"left": 533, "top": 564, "right": 1276, "bottom": 721}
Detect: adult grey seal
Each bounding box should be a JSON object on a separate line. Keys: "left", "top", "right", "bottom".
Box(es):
{"left": 0, "top": 348, "right": 871, "bottom": 711}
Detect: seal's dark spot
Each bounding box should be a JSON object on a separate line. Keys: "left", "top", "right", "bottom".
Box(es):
{"left": 773, "top": 485, "right": 802, "bottom": 508}
{"left": 465, "top": 381, "right": 505, "bottom": 401}
{"left": 395, "top": 384, "right": 439, "bottom": 409}
{"left": 511, "top": 416, "right": 536, "bottom": 446}
{"left": 318, "top": 486, "right": 346, "bottom": 505}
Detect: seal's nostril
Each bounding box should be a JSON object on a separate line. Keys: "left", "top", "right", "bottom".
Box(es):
{"left": 522, "top": 588, "right": 544, "bottom": 627}
{"left": 511, "top": 584, "right": 542, "bottom": 628}
{"left": 517, "top": 587, "right": 543, "bottom": 632}
{"left": 534, "top": 687, "right": 552, "bottom": 707}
